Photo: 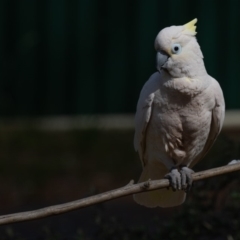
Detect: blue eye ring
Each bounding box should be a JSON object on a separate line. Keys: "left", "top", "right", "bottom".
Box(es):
{"left": 171, "top": 43, "right": 182, "bottom": 54}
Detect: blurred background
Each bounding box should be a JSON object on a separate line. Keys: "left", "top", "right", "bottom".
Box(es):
{"left": 0, "top": 0, "right": 240, "bottom": 239}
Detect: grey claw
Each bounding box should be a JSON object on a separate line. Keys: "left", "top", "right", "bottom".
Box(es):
{"left": 180, "top": 166, "right": 194, "bottom": 192}
{"left": 164, "top": 168, "right": 181, "bottom": 191}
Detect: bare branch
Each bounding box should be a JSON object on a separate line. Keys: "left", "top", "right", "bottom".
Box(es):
{"left": 0, "top": 162, "right": 240, "bottom": 225}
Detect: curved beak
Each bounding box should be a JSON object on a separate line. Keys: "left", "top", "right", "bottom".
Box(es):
{"left": 156, "top": 51, "right": 169, "bottom": 72}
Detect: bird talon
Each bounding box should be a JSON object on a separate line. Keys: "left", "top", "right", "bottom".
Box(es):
{"left": 164, "top": 168, "right": 181, "bottom": 191}
{"left": 180, "top": 166, "right": 194, "bottom": 191}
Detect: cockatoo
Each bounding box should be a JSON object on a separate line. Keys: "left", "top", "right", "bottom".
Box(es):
{"left": 133, "top": 19, "right": 225, "bottom": 208}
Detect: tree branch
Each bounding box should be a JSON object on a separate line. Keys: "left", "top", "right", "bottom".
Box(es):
{"left": 0, "top": 162, "right": 240, "bottom": 225}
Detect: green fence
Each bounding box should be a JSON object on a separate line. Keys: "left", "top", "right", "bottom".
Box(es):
{"left": 0, "top": 0, "right": 240, "bottom": 116}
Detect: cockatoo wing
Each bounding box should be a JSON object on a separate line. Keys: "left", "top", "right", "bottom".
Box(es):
{"left": 190, "top": 78, "right": 225, "bottom": 168}
{"left": 134, "top": 73, "right": 160, "bottom": 165}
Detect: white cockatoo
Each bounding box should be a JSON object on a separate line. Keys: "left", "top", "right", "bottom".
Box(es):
{"left": 133, "top": 19, "right": 225, "bottom": 208}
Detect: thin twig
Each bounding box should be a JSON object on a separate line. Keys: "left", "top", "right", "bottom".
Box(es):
{"left": 0, "top": 162, "right": 240, "bottom": 225}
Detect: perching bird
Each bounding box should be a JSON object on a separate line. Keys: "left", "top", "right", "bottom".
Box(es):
{"left": 133, "top": 19, "right": 225, "bottom": 208}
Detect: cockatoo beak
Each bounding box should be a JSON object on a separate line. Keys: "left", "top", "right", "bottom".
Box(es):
{"left": 156, "top": 51, "right": 169, "bottom": 72}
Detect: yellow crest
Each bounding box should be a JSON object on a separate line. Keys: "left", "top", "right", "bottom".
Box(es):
{"left": 183, "top": 18, "right": 197, "bottom": 35}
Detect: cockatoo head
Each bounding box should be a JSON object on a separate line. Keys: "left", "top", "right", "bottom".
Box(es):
{"left": 155, "top": 19, "right": 206, "bottom": 78}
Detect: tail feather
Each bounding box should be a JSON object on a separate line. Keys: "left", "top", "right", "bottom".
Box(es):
{"left": 133, "top": 163, "right": 186, "bottom": 208}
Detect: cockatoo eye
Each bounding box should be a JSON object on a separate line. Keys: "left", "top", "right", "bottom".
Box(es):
{"left": 171, "top": 43, "right": 182, "bottom": 54}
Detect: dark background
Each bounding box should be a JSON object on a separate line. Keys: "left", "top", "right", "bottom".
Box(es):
{"left": 0, "top": 0, "right": 240, "bottom": 116}
{"left": 1, "top": 0, "right": 240, "bottom": 239}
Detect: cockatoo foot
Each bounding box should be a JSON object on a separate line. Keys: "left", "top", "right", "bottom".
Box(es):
{"left": 180, "top": 166, "right": 194, "bottom": 192}
{"left": 164, "top": 168, "right": 181, "bottom": 191}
